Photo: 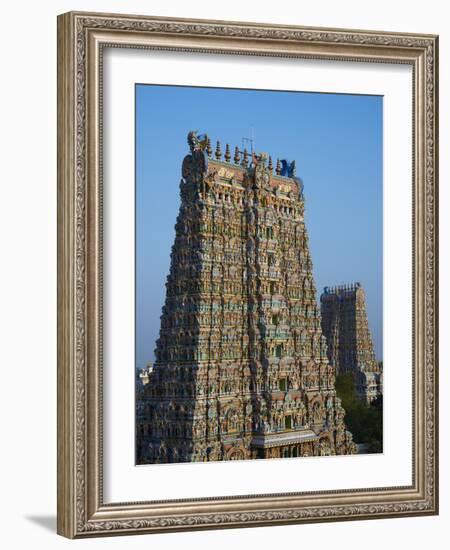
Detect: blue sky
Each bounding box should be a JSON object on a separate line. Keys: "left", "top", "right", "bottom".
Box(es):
{"left": 136, "top": 84, "right": 383, "bottom": 368}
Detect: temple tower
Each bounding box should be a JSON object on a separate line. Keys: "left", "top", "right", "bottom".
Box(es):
{"left": 136, "top": 131, "right": 356, "bottom": 464}
{"left": 320, "top": 283, "right": 383, "bottom": 403}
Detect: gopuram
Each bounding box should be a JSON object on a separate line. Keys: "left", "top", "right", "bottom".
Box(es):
{"left": 136, "top": 131, "right": 357, "bottom": 464}
{"left": 320, "top": 284, "right": 383, "bottom": 403}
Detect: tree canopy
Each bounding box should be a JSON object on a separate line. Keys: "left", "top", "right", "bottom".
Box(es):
{"left": 335, "top": 373, "right": 383, "bottom": 453}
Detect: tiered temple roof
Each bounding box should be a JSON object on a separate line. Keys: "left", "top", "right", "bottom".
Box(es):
{"left": 136, "top": 131, "right": 356, "bottom": 464}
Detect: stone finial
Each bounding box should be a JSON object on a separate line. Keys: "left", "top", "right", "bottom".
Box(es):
{"left": 242, "top": 148, "right": 249, "bottom": 167}
{"left": 234, "top": 146, "right": 240, "bottom": 164}
{"left": 215, "top": 140, "right": 222, "bottom": 160}
{"left": 268, "top": 156, "right": 273, "bottom": 172}
{"left": 276, "top": 158, "right": 281, "bottom": 175}
{"left": 206, "top": 137, "right": 212, "bottom": 158}
{"left": 225, "top": 143, "right": 231, "bottom": 162}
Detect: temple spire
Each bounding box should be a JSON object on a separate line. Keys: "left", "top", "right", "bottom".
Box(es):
{"left": 242, "top": 148, "right": 249, "bottom": 167}
{"left": 215, "top": 140, "right": 222, "bottom": 160}
{"left": 234, "top": 146, "right": 240, "bottom": 164}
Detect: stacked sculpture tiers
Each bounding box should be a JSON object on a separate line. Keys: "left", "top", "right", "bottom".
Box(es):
{"left": 136, "top": 132, "right": 357, "bottom": 464}
{"left": 321, "top": 284, "right": 383, "bottom": 404}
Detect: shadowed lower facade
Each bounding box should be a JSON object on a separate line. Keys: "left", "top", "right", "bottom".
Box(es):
{"left": 136, "top": 131, "right": 357, "bottom": 464}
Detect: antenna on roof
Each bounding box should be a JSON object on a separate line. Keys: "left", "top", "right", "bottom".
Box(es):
{"left": 242, "top": 127, "right": 254, "bottom": 155}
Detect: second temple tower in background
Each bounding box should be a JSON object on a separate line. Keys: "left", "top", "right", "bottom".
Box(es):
{"left": 320, "top": 284, "right": 383, "bottom": 403}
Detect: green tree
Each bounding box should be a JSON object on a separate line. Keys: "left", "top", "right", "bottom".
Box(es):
{"left": 335, "top": 373, "right": 383, "bottom": 453}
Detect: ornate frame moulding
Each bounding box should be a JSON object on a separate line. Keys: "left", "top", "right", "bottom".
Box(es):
{"left": 57, "top": 11, "right": 439, "bottom": 538}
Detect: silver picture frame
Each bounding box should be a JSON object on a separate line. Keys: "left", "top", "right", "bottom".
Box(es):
{"left": 57, "top": 11, "right": 439, "bottom": 538}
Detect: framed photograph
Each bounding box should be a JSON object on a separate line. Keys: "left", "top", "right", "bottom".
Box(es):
{"left": 57, "top": 11, "right": 439, "bottom": 538}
